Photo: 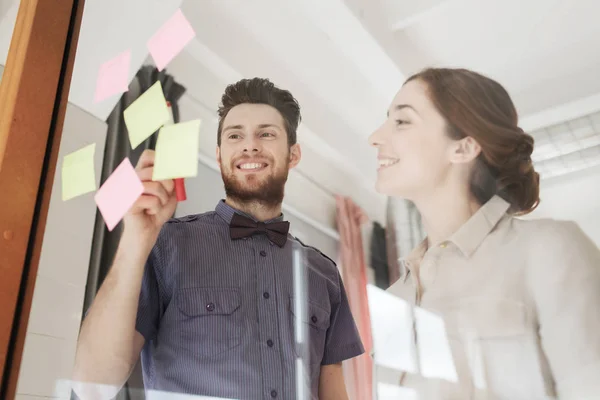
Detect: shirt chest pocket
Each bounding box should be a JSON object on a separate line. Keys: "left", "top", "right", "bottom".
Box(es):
{"left": 443, "top": 297, "right": 528, "bottom": 339}
{"left": 442, "top": 298, "right": 541, "bottom": 396}
{"left": 176, "top": 287, "right": 242, "bottom": 358}
{"left": 289, "top": 297, "right": 331, "bottom": 366}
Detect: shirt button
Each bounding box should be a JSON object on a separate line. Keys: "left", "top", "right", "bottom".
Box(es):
{"left": 206, "top": 303, "right": 215, "bottom": 312}
{"left": 260, "top": 250, "right": 267, "bottom": 257}
{"left": 311, "top": 315, "right": 318, "bottom": 323}
{"left": 267, "top": 339, "right": 274, "bottom": 347}
{"left": 271, "top": 390, "right": 278, "bottom": 398}
{"left": 263, "top": 292, "right": 270, "bottom": 299}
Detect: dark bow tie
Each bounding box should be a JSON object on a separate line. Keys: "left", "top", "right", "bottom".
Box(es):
{"left": 229, "top": 213, "right": 290, "bottom": 248}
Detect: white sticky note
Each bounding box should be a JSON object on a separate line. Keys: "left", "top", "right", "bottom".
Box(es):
{"left": 367, "top": 285, "right": 418, "bottom": 373}
{"left": 414, "top": 306, "right": 458, "bottom": 382}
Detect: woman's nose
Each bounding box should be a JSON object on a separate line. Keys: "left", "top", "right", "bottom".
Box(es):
{"left": 369, "top": 124, "right": 385, "bottom": 147}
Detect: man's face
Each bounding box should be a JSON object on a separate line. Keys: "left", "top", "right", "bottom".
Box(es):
{"left": 217, "top": 103, "right": 301, "bottom": 207}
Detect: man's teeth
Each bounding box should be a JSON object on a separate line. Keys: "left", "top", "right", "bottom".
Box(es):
{"left": 379, "top": 159, "right": 399, "bottom": 167}
{"left": 239, "top": 163, "right": 265, "bottom": 170}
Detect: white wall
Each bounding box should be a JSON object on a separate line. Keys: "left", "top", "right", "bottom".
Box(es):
{"left": 0, "top": 0, "right": 18, "bottom": 65}
{"left": 12, "top": 99, "right": 107, "bottom": 399}
{"left": 527, "top": 166, "right": 600, "bottom": 245}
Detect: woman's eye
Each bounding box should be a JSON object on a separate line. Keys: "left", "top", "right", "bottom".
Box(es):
{"left": 395, "top": 119, "right": 409, "bottom": 126}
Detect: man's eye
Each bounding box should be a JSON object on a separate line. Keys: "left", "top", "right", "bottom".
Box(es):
{"left": 261, "top": 131, "right": 275, "bottom": 137}
{"left": 229, "top": 134, "right": 241, "bottom": 139}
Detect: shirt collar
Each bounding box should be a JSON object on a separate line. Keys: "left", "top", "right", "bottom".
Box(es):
{"left": 403, "top": 195, "right": 510, "bottom": 267}
{"left": 402, "top": 239, "right": 428, "bottom": 274}
{"left": 449, "top": 195, "right": 510, "bottom": 257}
{"left": 215, "top": 200, "right": 285, "bottom": 225}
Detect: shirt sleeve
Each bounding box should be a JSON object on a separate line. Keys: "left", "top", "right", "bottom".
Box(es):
{"left": 321, "top": 272, "right": 365, "bottom": 365}
{"left": 528, "top": 220, "right": 600, "bottom": 399}
{"left": 135, "top": 239, "right": 165, "bottom": 342}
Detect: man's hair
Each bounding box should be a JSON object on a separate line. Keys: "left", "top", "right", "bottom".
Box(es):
{"left": 217, "top": 78, "right": 301, "bottom": 146}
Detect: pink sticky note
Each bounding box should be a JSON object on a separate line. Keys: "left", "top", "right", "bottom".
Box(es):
{"left": 94, "top": 50, "right": 131, "bottom": 103}
{"left": 147, "top": 9, "right": 196, "bottom": 71}
{"left": 95, "top": 158, "right": 144, "bottom": 231}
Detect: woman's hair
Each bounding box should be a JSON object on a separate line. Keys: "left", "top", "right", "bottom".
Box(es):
{"left": 406, "top": 68, "right": 540, "bottom": 215}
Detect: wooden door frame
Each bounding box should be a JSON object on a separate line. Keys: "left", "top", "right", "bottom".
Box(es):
{"left": 0, "top": 0, "right": 85, "bottom": 397}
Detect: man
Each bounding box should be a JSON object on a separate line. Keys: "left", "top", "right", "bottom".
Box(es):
{"left": 73, "top": 78, "right": 364, "bottom": 399}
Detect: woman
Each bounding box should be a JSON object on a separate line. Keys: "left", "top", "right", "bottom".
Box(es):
{"left": 369, "top": 68, "right": 600, "bottom": 400}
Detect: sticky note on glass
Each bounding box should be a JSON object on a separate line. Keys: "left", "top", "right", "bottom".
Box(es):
{"left": 414, "top": 307, "right": 458, "bottom": 382}
{"left": 153, "top": 119, "right": 201, "bottom": 181}
{"left": 94, "top": 49, "right": 131, "bottom": 103}
{"left": 147, "top": 9, "right": 196, "bottom": 71}
{"left": 61, "top": 143, "right": 97, "bottom": 201}
{"left": 95, "top": 158, "right": 144, "bottom": 231}
{"left": 123, "top": 81, "right": 170, "bottom": 149}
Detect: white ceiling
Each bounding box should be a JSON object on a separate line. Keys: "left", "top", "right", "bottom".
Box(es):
{"left": 176, "top": 0, "right": 600, "bottom": 186}
{"left": 2, "top": 0, "right": 600, "bottom": 221}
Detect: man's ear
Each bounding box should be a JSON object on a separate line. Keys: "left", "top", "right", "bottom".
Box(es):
{"left": 449, "top": 136, "right": 481, "bottom": 164}
{"left": 216, "top": 146, "right": 222, "bottom": 169}
{"left": 289, "top": 143, "right": 302, "bottom": 169}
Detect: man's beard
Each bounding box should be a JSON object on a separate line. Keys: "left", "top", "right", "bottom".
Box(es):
{"left": 221, "top": 165, "right": 289, "bottom": 209}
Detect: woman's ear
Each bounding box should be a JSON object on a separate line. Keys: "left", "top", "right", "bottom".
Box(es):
{"left": 449, "top": 136, "right": 481, "bottom": 164}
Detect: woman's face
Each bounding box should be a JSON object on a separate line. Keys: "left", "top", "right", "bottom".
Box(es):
{"left": 369, "top": 79, "right": 460, "bottom": 200}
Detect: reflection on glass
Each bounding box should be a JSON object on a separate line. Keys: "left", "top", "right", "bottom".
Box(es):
{"left": 414, "top": 307, "right": 457, "bottom": 382}
{"left": 377, "top": 382, "right": 419, "bottom": 400}
{"left": 367, "top": 285, "right": 417, "bottom": 373}
{"left": 368, "top": 284, "right": 458, "bottom": 389}
{"left": 69, "top": 379, "right": 237, "bottom": 400}
{"left": 146, "top": 389, "right": 237, "bottom": 400}
{"left": 292, "top": 240, "right": 310, "bottom": 400}
{"left": 463, "top": 332, "right": 487, "bottom": 391}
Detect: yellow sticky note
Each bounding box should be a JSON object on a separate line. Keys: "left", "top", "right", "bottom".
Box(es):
{"left": 152, "top": 119, "right": 201, "bottom": 181}
{"left": 62, "top": 143, "right": 97, "bottom": 201}
{"left": 123, "top": 81, "right": 170, "bottom": 149}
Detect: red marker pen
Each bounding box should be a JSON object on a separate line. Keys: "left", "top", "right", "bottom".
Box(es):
{"left": 165, "top": 101, "right": 186, "bottom": 202}
{"left": 174, "top": 178, "right": 187, "bottom": 201}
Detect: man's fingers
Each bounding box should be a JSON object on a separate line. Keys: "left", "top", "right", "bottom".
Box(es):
{"left": 135, "top": 150, "right": 155, "bottom": 171}
{"left": 137, "top": 167, "right": 155, "bottom": 182}
{"left": 158, "top": 193, "right": 178, "bottom": 219}
{"left": 160, "top": 178, "right": 175, "bottom": 194}
{"left": 142, "top": 181, "right": 170, "bottom": 206}
{"left": 130, "top": 195, "right": 161, "bottom": 215}
{"left": 137, "top": 167, "right": 175, "bottom": 194}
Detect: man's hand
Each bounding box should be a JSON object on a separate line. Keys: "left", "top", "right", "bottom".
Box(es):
{"left": 122, "top": 149, "right": 177, "bottom": 251}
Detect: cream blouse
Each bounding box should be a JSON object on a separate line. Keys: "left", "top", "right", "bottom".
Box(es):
{"left": 387, "top": 195, "right": 600, "bottom": 400}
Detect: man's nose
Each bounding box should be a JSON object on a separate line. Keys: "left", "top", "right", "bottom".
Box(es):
{"left": 243, "top": 136, "right": 261, "bottom": 153}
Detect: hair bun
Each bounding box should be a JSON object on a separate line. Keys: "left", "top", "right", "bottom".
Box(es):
{"left": 499, "top": 129, "right": 538, "bottom": 214}
{"left": 516, "top": 129, "right": 534, "bottom": 157}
